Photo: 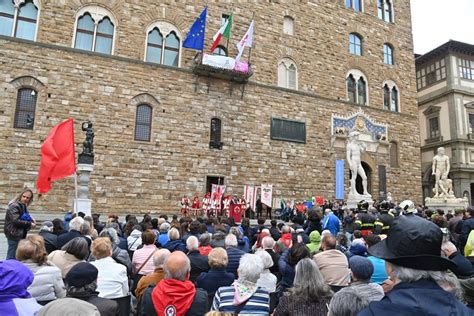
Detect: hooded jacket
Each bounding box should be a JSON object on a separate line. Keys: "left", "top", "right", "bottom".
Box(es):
{"left": 127, "top": 229, "right": 143, "bottom": 252}
{"left": 0, "top": 260, "right": 42, "bottom": 316}
{"left": 306, "top": 230, "right": 322, "bottom": 253}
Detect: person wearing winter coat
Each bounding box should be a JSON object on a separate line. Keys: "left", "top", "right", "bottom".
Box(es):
{"left": 278, "top": 243, "right": 311, "bottom": 297}
{"left": 127, "top": 225, "right": 143, "bottom": 254}
{"left": 65, "top": 262, "right": 118, "bottom": 316}
{"left": 97, "top": 227, "right": 132, "bottom": 275}
{"left": 162, "top": 228, "right": 187, "bottom": 253}
{"left": 322, "top": 209, "right": 340, "bottom": 236}
{"left": 359, "top": 215, "right": 472, "bottom": 316}
{"left": 38, "top": 221, "right": 58, "bottom": 254}
{"left": 0, "top": 260, "right": 42, "bottom": 315}
{"left": 16, "top": 235, "right": 66, "bottom": 305}
{"left": 306, "top": 230, "right": 322, "bottom": 254}
{"left": 4, "top": 188, "right": 35, "bottom": 259}
{"left": 225, "top": 234, "right": 245, "bottom": 279}
{"left": 48, "top": 237, "right": 90, "bottom": 278}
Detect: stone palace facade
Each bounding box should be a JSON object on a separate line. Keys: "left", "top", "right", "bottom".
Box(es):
{"left": 0, "top": 0, "right": 422, "bottom": 214}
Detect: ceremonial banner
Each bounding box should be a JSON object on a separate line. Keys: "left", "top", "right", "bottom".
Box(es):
{"left": 261, "top": 184, "right": 273, "bottom": 207}
{"left": 335, "top": 159, "right": 345, "bottom": 200}
{"left": 315, "top": 196, "right": 324, "bottom": 206}
{"left": 211, "top": 184, "right": 226, "bottom": 210}
{"left": 244, "top": 185, "right": 258, "bottom": 210}
{"left": 202, "top": 53, "right": 236, "bottom": 70}
{"left": 229, "top": 203, "right": 243, "bottom": 223}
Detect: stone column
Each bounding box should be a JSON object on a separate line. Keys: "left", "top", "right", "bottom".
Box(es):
{"left": 74, "top": 163, "right": 94, "bottom": 216}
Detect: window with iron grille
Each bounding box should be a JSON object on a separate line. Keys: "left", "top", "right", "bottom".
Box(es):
{"left": 134, "top": 104, "right": 152, "bottom": 141}
{"left": 271, "top": 118, "right": 306, "bottom": 143}
{"left": 14, "top": 88, "right": 37, "bottom": 129}
{"left": 210, "top": 118, "right": 222, "bottom": 149}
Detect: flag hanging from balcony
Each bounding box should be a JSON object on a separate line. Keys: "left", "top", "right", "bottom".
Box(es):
{"left": 183, "top": 7, "right": 207, "bottom": 50}
{"left": 210, "top": 14, "right": 233, "bottom": 53}
{"left": 37, "top": 119, "right": 76, "bottom": 194}
{"left": 235, "top": 20, "right": 254, "bottom": 62}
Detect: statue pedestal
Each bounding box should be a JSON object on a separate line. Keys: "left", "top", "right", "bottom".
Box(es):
{"left": 73, "top": 163, "right": 94, "bottom": 216}
{"left": 425, "top": 196, "right": 468, "bottom": 213}
{"left": 347, "top": 193, "right": 374, "bottom": 209}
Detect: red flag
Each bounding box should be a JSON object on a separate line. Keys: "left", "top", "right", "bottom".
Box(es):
{"left": 37, "top": 119, "right": 76, "bottom": 194}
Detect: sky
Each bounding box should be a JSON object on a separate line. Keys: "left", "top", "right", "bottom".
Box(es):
{"left": 411, "top": 0, "right": 474, "bottom": 55}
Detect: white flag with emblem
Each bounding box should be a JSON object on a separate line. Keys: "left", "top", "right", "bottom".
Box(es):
{"left": 235, "top": 20, "right": 254, "bottom": 62}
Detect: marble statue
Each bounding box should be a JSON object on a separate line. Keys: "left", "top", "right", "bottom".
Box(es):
{"left": 432, "top": 147, "right": 453, "bottom": 198}
{"left": 347, "top": 131, "right": 371, "bottom": 197}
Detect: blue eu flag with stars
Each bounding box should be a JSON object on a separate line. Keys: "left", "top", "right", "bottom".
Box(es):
{"left": 183, "top": 7, "right": 207, "bottom": 50}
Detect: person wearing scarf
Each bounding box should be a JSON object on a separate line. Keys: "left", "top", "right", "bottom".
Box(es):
{"left": 211, "top": 254, "right": 270, "bottom": 315}
{"left": 142, "top": 251, "right": 207, "bottom": 316}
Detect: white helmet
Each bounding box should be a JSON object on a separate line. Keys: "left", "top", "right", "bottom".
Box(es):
{"left": 399, "top": 200, "right": 417, "bottom": 214}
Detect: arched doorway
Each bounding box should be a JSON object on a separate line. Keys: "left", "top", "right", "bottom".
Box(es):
{"left": 349, "top": 162, "right": 372, "bottom": 195}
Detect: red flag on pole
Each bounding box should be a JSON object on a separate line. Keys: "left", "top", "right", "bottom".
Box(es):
{"left": 37, "top": 119, "right": 76, "bottom": 194}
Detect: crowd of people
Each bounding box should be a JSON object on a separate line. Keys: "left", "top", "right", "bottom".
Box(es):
{"left": 2, "top": 188, "right": 474, "bottom": 315}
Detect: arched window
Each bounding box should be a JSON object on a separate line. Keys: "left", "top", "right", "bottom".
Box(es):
{"left": 383, "top": 43, "right": 394, "bottom": 65}
{"left": 14, "top": 88, "right": 37, "bottom": 129}
{"left": 383, "top": 81, "right": 399, "bottom": 112}
{"left": 210, "top": 118, "right": 222, "bottom": 149}
{"left": 347, "top": 70, "right": 368, "bottom": 105}
{"left": 134, "top": 104, "right": 152, "bottom": 141}
{"left": 213, "top": 45, "right": 227, "bottom": 56}
{"left": 378, "top": 0, "right": 393, "bottom": 22}
{"left": 145, "top": 22, "right": 182, "bottom": 67}
{"left": 73, "top": 6, "right": 116, "bottom": 54}
{"left": 278, "top": 58, "right": 298, "bottom": 90}
{"left": 390, "top": 141, "right": 398, "bottom": 168}
{"left": 347, "top": 75, "right": 356, "bottom": 103}
{"left": 0, "top": 0, "right": 39, "bottom": 40}
{"left": 283, "top": 16, "right": 294, "bottom": 35}
{"left": 357, "top": 77, "right": 367, "bottom": 105}
{"left": 346, "top": 0, "right": 363, "bottom": 12}
{"left": 391, "top": 86, "right": 398, "bottom": 112}
{"left": 349, "top": 33, "right": 362, "bottom": 56}
{"left": 383, "top": 84, "right": 390, "bottom": 110}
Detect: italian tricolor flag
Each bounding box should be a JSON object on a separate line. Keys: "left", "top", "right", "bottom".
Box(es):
{"left": 210, "top": 14, "right": 232, "bottom": 53}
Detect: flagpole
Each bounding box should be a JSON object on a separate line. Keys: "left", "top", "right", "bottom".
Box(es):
{"left": 74, "top": 172, "right": 78, "bottom": 214}
{"left": 247, "top": 12, "right": 255, "bottom": 65}
{"left": 226, "top": 6, "right": 234, "bottom": 53}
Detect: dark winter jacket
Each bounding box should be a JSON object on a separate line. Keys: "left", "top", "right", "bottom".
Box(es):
{"left": 67, "top": 288, "right": 118, "bottom": 316}
{"left": 187, "top": 251, "right": 210, "bottom": 283}
{"left": 163, "top": 239, "right": 187, "bottom": 253}
{"left": 210, "top": 231, "right": 226, "bottom": 248}
{"left": 195, "top": 268, "right": 235, "bottom": 298}
{"left": 358, "top": 279, "right": 472, "bottom": 316}
{"left": 278, "top": 248, "right": 295, "bottom": 297}
{"left": 448, "top": 252, "right": 474, "bottom": 277}
{"left": 57, "top": 231, "right": 91, "bottom": 249}
{"left": 4, "top": 201, "right": 31, "bottom": 240}
{"left": 226, "top": 247, "right": 245, "bottom": 278}
{"left": 39, "top": 230, "right": 58, "bottom": 254}
{"left": 460, "top": 217, "right": 474, "bottom": 253}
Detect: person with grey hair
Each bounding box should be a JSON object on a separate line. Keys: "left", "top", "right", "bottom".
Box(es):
{"left": 358, "top": 215, "right": 471, "bottom": 315}
{"left": 225, "top": 234, "right": 245, "bottom": 278}
{"left": 187, "top": 236, "right": 209, "bottom": 282}
{"left": 262, "top": 236, "right": 280, "bottom": 274}
{"left": 95, "top": 228, "right": 132, "bottom": 275}
{"left": 212, "top": 254, "right": 270, "bottom": 314}
{"left": 441, "top": 241, "right": 474, "bottom": 277}
{"left": 38, "top": 221, "right": 58, "bottom": 254}
{"left": 48, "top": 237, "right": 90, "bottom": 278}
{"left": 57, "top": 216, "right": 91, "bottom": 249}
{"left": 141, "top": 251, "right": 208, "bottom": 315}
{"left": 328, "top": 286, "right": 369, "bottom": 316}
{"left": 198, "top": 233, "right": 212, "bottom": 256}
{"left": 156, "top": 222, "right": 171, "bottom": 247}
{"left": 135, "top": 249, "right": 170, "bottom": 300}
{"left": 256, "top": 250, "right": 277, "bottom": 293}
{"left": 274, "top": 258, "right": 333, "bottom": 316}
{"left": 162, "top": 227, "right": 186, "bottom": 252}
